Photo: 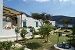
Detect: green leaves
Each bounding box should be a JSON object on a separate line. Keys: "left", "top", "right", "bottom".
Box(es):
{"left": 0, "top": 41, "right": 12, "bottom": 50}
{"left": 20, "top": 28, "right": 28, "bottom": 39}
{"left": 15, "top": 27, "right": 20, "bottom": 41}
{"left": 60, "top": 17, "right": 72, "bottom": 28}
{"left": 31, "top": 13, "right": 41, "bottom": 20}
{"left": 31, "top": 13, "right": 51, "bottom": 22}
{"left": 60, "top": 18, "right": 72, "bottom": 24}
{"left": 39, "top": 24, "right": 53, "bottom": 42}
{"left": 15, "top": 27, "right": 20, "bottom": 33}
{"left": 39, "top": 24, "right": 53, "bottom": 32}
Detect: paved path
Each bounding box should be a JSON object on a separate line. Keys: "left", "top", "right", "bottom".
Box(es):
{"left": 50, "top": 28, "right": 61, "bottom": 34}
{"left": 0, "top": 28, "right": 61, "bottom": 41}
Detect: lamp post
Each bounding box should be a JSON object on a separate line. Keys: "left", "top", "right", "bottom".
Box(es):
{"left": 57, "top": 32, "right": 62, "bottom": 46}
{"left": 57, "top": 33, "right": 59, "bottom": 45}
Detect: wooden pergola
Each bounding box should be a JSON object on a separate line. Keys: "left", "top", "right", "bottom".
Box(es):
{"left": 3, "top": 6, "right": 24, "bottom": 27}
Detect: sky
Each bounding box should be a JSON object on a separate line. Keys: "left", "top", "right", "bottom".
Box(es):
{"left": 3, "top": 0, "right": 75, "bottom": 17}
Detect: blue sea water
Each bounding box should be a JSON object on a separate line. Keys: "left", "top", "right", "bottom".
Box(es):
{"left": 58, "top": 24, "right": 72, "bottom": 27}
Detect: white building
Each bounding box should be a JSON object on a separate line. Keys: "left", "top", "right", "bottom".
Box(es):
{"left": 18, "top": 14, "right": 41, "bottom": 29}
{"left": 3, "top": 6, "right": 41, "bottom": 29}
{"left": 0, "top": 6, "right": 42, "bottom": 38}
{"left": 0, "top": 2, "right": 56, "bottom": 38}
{"left": 49, "top": 21, "right": 56, "bottom": 26}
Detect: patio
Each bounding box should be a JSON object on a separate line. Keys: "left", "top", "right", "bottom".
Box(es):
{"left": 3, "top": 6, "right": 24, "bottom": 30}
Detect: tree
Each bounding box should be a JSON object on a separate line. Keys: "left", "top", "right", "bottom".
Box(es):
{"left": 15, "top": 27, "right": 20, "bottom": 41}
{"left": 39, "top": 24, "right": 53, "bottom": 42}
{"left": 60, "top": 17, "right": 72, "bottom": 29}
{"left": 30, "top": 27, "right": 35, "bottom": 39}
{"left": 20, "top": 28, "right": 28, "bottom": 40}
{"left": 31, "top": 13, "right": 52, "bottom": 25}
{"left": 72, "top": 24, "right": 75, "bottom": 40}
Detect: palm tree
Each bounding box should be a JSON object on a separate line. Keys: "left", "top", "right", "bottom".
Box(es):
{"left": 15, "top": 27, "right": 20, "bottom": 41}
{"left": 39, "top": 24, "right": 53, "bottom": 42}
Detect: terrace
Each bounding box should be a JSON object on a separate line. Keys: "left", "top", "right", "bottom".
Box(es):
{"left": 3, "top": 6, "right": 24, "bottom": 30}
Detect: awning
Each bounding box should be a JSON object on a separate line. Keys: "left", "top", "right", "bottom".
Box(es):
{"left": 3, "top": 6, "right": 24, "bottom": 17}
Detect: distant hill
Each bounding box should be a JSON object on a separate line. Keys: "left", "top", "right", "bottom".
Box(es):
{"left": 51, "top": 15, "right": 75, "bottom": 24}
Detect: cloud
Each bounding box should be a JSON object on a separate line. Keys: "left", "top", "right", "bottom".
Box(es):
{"left": 6, "top": 0, "right": 12, "bottom": 1}
{"left": 59, "top": 0, "right": 70, "bottom": 2}
{"left": 58, "top": 0, "right": 75, "bottom": 5}
{"left": 23, "top": 0, "right": 27, "bottom": 2}
{"left": 22, "top": 0, "right": 50, "bottom": 2}
{"left": 35, "top": 0, "right": 50, "bottom": 2}
{"left": 22, "top": 0, "right": 71, "bottom": 2}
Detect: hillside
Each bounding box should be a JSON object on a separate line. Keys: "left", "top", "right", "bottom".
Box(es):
{"left": 52, "top": 15, "right": 75, "bottom": 24}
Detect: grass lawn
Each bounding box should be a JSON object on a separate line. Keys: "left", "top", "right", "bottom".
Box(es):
{"left": 25, "top": 33, "right": 70, "bottom": 50}
{"left": 58, "top": 29, "right": 72, "bottom": 35}
{"left": 16, "top": 29, "right": 72, "bottom": 50}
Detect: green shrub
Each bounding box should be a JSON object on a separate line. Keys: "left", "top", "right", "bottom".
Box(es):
{"left": 14, "top": 46, "right": 24, "bottom": 50}
{"left": 20, "top": 28, "right": 28, "bottom": 40}
{"left": 0, "top": 41, "right": 12, "bottom": 50}
{"left": 30, "top": 27, "right": 34, "bottom": 32}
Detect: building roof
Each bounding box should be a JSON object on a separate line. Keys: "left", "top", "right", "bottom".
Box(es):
{"left": 3, "top": 6, "right": 25, "bottom": 17}
{"left": 25, "top": 13, "right": 31, "bottom": 17}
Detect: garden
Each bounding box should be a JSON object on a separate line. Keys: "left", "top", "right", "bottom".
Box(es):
{"left": 0, "top": 26, "right": 73, "bottom": 50}
{"left": 0, "top": 13, "right": 75, "bottom": 50}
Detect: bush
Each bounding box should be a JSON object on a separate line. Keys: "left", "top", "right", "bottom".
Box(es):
{"left": 14, "top": 46, "right": 25, "bottom": 50}
{"left": 0, "top": 41, "right": 12, "bottom": 50}
{"left": 33, "top": 31, "right": 39, "bottom": 35}
{"left": 20, "top": 28, "right": 28, "bottom": 40}
{"left": 30, "top": 27, "right": 34, "bottom": 32}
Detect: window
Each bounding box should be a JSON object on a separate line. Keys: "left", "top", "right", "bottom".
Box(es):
{"left": 36, "top": 22, "right": 38, "bottom": 27}
{"left": 23, "top": 21, "right": 26, "bottom": 27}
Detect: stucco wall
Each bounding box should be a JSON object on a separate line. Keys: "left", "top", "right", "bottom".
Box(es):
{"left": 17, "top": 15, "right": 22, "bottom": 27}
{"left": 3, "top": 21, "right": 11, "bottom": 28}
{"left": 0, "top": 0, "right": 3, "bottom": 33}
{"left": 50, "top": 21, "right": 56, "bottom": 26}
{"left": 22, "top": 14, "right": 41, "bottom": 29}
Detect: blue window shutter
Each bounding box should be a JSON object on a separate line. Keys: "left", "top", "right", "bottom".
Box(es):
{"left": 36, "top": 22, "right": 38, "bottom": 27}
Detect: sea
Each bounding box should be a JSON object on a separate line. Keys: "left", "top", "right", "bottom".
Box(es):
{"left": 58, "top": 24, "right": 73, "bottom": 27}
